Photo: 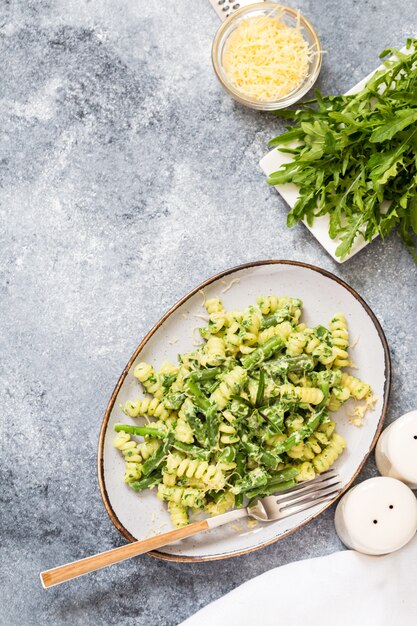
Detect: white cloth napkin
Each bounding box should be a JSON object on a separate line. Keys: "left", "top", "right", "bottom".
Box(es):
{"left": 179, "top": 535, "right": 417, "bottom": 626}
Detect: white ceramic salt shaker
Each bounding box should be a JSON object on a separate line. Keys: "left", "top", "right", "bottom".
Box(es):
{"left": 334, "top": 477, "right": 417, "bottom": 555}
{"left": 375, "top": 410, "right": 417, "bottom": 489}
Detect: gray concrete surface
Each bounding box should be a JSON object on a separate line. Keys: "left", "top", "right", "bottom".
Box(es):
{"left": 1, "top": 1, "right": 416, "bottom": 624}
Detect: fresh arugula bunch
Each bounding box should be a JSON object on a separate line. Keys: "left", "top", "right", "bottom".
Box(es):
{"left": 267, "top": 39, "right": 417, "bottom": 261}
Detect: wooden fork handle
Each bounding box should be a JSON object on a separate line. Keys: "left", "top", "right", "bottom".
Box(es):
{"left": 40, "top": 508, "right": 248, "bottom": 588}
{"left": 40, "top": 519, "right": 209, "bottom": 588}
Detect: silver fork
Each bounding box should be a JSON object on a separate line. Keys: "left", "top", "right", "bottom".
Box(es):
{"left": 247, "top": 469, "right": 342, "bottom": 523}
{"left": 40, "top": 470, "right": 341, "bottom": 588}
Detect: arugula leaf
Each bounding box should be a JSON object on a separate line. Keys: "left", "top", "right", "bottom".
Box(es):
{"left": 335, "top": 214, "right": 366, "bottom": 259}
{"left": 268, "top": 128, "right": 304, "bottom": 146}
{"left": 370, "top": 110, "right": 417, "bottom": 142}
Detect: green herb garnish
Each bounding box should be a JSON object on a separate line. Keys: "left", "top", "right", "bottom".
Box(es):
{"left": 267, "top": 39, "right": 417, "bottom": 261}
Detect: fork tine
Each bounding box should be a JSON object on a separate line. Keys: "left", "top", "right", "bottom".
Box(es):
{"left": 277, "top": 478, "right": 341, "bottom": 507}
{"left": 279, "top": 480, "right": 342, "bottom": 510}
{"left": 278, "top": 488, "right": 342, "bottom": 520}
{"left": 274, "top": 471, "right": 339, "bottom": 504}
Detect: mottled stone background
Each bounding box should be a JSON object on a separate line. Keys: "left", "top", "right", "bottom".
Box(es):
{"left": 1, "top": 1, "right": 416, "bottom": 624}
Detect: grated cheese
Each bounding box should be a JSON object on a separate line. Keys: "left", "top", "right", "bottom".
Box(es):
{"left": 223, "top": 14, "right": 310, "bottom": 102}
{"left": 221, "top": 278, "right": 241, "bottom": 294}
{"left": 348, "top": 394, "right": 378, "bottom": 427}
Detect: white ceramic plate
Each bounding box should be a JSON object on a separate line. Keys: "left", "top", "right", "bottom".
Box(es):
{"left": 259, "top": 46, "right": 409, "bottom": 263}
{"left": 98, "top": 261, "right": 390, "bottom": 561}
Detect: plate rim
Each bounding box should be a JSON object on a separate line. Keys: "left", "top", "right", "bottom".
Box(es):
{"left": 97, "top": 259, "right": 391, "bottom": 562}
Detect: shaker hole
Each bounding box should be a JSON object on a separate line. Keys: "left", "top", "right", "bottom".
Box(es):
{"left": 413, "top": 435, "right": 417, "bottom": 440}
{"left": 389, "top": 505, "right": 394, "bottom": 509}
{"left": 373, "top": 519, "right": 378, "bottom": 524}
{"left": 233, "top": 3, "right": 240, "bottom": 8}
{"left": 218, "top": 0, "right": 225, "bottom": 5}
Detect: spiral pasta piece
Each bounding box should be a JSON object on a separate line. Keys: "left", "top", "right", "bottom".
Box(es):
{"left": 327, "top": 393, "right": 342, "bottom": 412}
{"left": 318, "top": 420, "right": 336, "bottom": 438}
{"left": 134, "top": 362, "right": 164, "bottom": 399}
{"left": 219, "top": 421, "right": 240, "bottom": 444}
{"left": 157, "top": 484, "right": 205, "bottom": 509}
{"left": 313, "top": 342, "right": 336, "bottom": 365}
{"left": 159, "top": 360, "right": 179, "bottom": 376}
{"left": 282, "top": 297, "right": 303, "bottom": 321}
{"left": 207, "top": 311, "right": 227, "bottom": 334}
{"left": 169, "top": 365, "right": 190, "bottom": 395}
{"left": 162, "top": 469, "right": 177, "bottom": 487}
{"left": 205, "top": 297, "right": 224, "bottom": 315}
{"left": 168, "top": 501, "right": 189, "bottom": 527}
{"left": 204, "top": 336, "right": 226, "bottom": 366}
{"left": 113, "top": 431, "right": 143, "bottom": 482}
{"left": 225, "top": 310, "right": 244, "bottom": 326}
{"left": 210, "top": 366, "right": 248, "bottom": 409}
{"left": 304, "top": 331, "right": 321, "bottom": 354}
{"left": 123, "top": 396, "right": 171, "bottom": 421}
{"left": 330, "top": 313, "right": 350, "bottom": 367}
{"left": 288, "top": 430, "right": 329, "bottom": 461}
{"left": 205, "top": 491, "right": 235, "bottom": 516}
{"left": 174, "top": 417, "right": 194, "bottom": 444}
{"left": 313, "top": 433, "right": 346, "bottom": 473}
{"left": 242, "top": 306, "right": 262, "bottom": 337}
{"left": 113, "top": 431, "right": 140, "bottom": 458}
{"left": 257, "top": 295, "right": 280, "bottom": 315}
{"left": 258, "top": 321, "right": 293, "bottom": 344}
{"left": 333, "top": 386, "right": 350, "bottom": 402}
{"left": 137, "top": 439, "right": 161, "bottom": 460}
{"left": 275, "top": 384, "right": 324, "bottom": 405}
{"left": 165, "top": 453, "right": 226, "bottom": 490}
{"left": 341, "top": 373, "right": 371, "bottom": 400}
{"left": 286, "top": 331, "right": 307, "bottom": 356}
{"left": 295, "top": 461, "right": 316, "bottom": 481}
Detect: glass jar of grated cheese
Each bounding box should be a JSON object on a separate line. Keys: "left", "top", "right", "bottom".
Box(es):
{"left": 212, "top": 3, "right": 322, "bottom": 110}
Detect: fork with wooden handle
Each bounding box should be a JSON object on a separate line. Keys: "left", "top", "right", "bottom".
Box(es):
{"left": 40, "top": 470, "right": 341, "bottom": 588}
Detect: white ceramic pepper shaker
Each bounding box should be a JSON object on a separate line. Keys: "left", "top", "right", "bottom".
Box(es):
{"left": 334, "top": 477, "right": 417, "bottom": 555}
{"left": 375, "top": 410, "right": 417, "bottom": 489}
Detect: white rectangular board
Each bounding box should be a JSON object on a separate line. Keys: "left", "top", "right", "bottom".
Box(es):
{"left": 260, "top": 46, "right": 410, "bottom": 263}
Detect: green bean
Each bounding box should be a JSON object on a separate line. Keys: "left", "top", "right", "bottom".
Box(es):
{"left": 114, "top": 424, "right": 167, "bottom": 439}
{"left": 142, "top": 439, "right": 170, "bottom": 476}
{"left": 186, "top": 411, "right": 208, "bottom": 447}
{"left": 255, "top": 368, "right": 265, "bottom": 407}
{"left": 130, "top": 475, "right": 162, "bottom": 492}
{"left": 184, "top": 379, "right": 212, "bottom": 414}
{"left": 259, "top": 404, "right": 285, "bottom": 433}
{"left": 265, "top": 355, "right": 315, "bottom": 376}
{"left": 241, "top": 439, "right": 261, "bottom": 460}
{"left": 270, "top": 467, "right": 299, "bottom": 482}
{"left": 241, "top": 336, "right": 284, "bottom": 370}
{"left": 172, "top": 440, "right": 211, "bottom": 461}
{"left": 235, "top": 493, "right": 244, "bottom": 508}
{"left": 207, "top": 406, "right": 219, "bottom": 448}
{"left": 188, "top": 367, "right": 222, "bottom": 382}
{"left": 260, "top": 309, "right": 291, "bottom": 329}
{"left": 247, "top": 478, "right": 297, "bottom": 500}
{"left": 260, "top": 450, "right": 281, "bottom": 469}
{"left": 250, "top": 467, "right": 299, "bottom": 497}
